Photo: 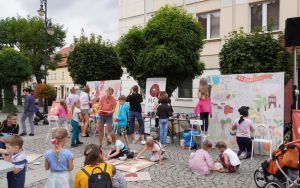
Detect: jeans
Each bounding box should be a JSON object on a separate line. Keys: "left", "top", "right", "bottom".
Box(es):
{"left": 21, "top": 112, "right": 34, "bottom": 134}
{"left": 159, "top": 119, "right": 168, "bottom": 145}
{"left": 129, "top": 111, "right": 144, "bottom": 135}
{"left": 200, "top": 112, "right": 209, "bottom": 132}
{"left": 236, "top": 136, "right": 252, "bottom": 158}
{"left": 71, "top": 120, "right": 80, "bottom": 145}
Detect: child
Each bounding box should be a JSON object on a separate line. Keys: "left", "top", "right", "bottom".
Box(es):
{"left": 215, "top": 141, "right": 241, "bottom": 173}
{"left": 44, "top": 128, "right": 74, "bottom": 188}
{"left": 106, "top": 134, "right": 129, "bottom": 159}
{"left": 156, "top": 96, "right": 173, "bottom": 146}
{"left": 194, "top": 78, "right": 212, "bottom": 135}
{"left": 232, "top": 106, "right": 255, "bottom": 159}
{"left": 183, "top": 124, "right": 200, "bottom": 149}
{"left": 189, "top": 140, "right": 214, "bottom": 176}
{"left": 74, "top": 144, "right": 113, "bottom": 188}
{"left": 114, "top": 95, "right": 130, "bottom": 146}
{"left": 112, "top": 165, "right": 127, "bottom": 188}
{"left": 0, "top": 135, "right": 27, "bottom": 188}
{"left": 135, "top": 136, "right": 164, "bottom": 164}
{"left": 57, "top": 99, "right": 68, "bottom": 129}
{"left": 71, "top": 100, "right": 83, "bottom": 147}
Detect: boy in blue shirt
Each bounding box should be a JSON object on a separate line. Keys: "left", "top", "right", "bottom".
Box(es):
{"left": 114, "top": 95, "right": 130, "bottom": 147}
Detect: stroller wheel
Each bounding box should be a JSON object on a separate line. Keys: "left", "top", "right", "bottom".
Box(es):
{"left": 254, "top": 169, "right": 267, "bottom": 188}
{"left": 265, "top": 180, "right": 284, "bottom": 188}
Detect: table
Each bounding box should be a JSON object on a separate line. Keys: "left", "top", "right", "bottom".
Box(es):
{"left": 0, "top": 160, "right": 14, "bottom": 174}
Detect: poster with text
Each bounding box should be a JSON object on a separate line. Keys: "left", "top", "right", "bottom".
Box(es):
{"left": 87, "top": 80, "right": 121, "bottom": 104}
{"left": 145, "top": 78, "right": 166, "bottom": 113}
{"left": 207, "top": 72, "right": 284, "bottom": 154}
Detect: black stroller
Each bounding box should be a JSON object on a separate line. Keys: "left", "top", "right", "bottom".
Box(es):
{"left": 33, "top": 103, "right": 49, "bottom": 125}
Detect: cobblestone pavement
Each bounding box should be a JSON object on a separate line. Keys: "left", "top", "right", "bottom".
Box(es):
{"left": 0, "top": 111, "right": 265, "bottom": 188}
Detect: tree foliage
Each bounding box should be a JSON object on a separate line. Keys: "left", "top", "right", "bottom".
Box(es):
{"left": 219, "top": 30, "right": 292, "bottom": 83}
{"left": 35, "top": 83, "right": 56, "bottom": 101}
{"left": 0, "top": 48, "right": 32, "bottom": 112}
{"left": 68, "top": 32, "right": 123, "bottom": 86}
{"left": 0, "top": 16, "right": 66, "bottom": 81}
{"left": 117, "top": 6, "right": 205, "bottom": 95}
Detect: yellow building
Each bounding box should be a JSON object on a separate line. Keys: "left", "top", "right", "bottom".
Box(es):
{"left": 47, "top": 47, "right": 75, "bottom": 100}
{"left": 118, "top": 0, "right": 300, "bottom": 108}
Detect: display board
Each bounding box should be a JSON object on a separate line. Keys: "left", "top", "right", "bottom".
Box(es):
{"left": 145, "top": 78, "right": 166, "bottom": 113}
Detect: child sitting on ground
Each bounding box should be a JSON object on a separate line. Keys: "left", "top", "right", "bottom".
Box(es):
{"left": 112, "top": 165, "right": 127, "bottom": 188}
{"left": 182, "top": 124, "right": 200, "bottom": 149}
{"left": 106, "top": 134, "right": 130, "bottom": 159}
{"left": 0, "top": 135, "right": 27, "bottom": 188}
{"left": 114, "top": 95, "right": 130, "bottom": 146}
{"left": 44, "top": 128, "right": 74, "bottom": 188}
{"left": 135, "top": 136, "right": 165, "bottom": 164}
{"left": 215, "top": 141, "right": 241, "bottom": 173}
{"left": 189, "top": 140, "right": 214, "bottom": 176}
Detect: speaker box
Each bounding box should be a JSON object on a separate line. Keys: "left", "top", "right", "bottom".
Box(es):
{"left": 285, "top": 17, "right": 300, "bottom": 47}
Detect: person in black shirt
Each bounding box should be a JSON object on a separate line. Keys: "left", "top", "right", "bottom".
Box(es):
{"left": 0, "top": 113, "right": 19, "bottom": 149}
{"left": 126, "top": 85, "right": 146, "bottom": 145}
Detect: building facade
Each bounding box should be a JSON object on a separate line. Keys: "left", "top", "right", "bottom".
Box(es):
{"left": 118, "top": 0, "right": 300, "bottom": 112}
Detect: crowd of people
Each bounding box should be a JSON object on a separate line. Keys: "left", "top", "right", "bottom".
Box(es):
{"left": 0, "top": 79, "right": 257, "bottom": 187}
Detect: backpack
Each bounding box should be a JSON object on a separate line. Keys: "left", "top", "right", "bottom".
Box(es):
{"left": 81, "top": 164, "right": 112, "bottom": 188}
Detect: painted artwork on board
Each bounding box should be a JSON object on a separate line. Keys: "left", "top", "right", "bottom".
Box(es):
{"left": 87, "top": 80, "right": 121, "bottom": 104}
{"left": 206, "top": 72, "right": 284, "bottom": 154}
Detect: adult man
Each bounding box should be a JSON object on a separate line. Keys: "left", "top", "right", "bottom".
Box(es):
{"left": 19, "top": 88, "right": 35, "bottom": 136}
{"left": 0, "top": 113, "right": 19, "bottom": 149}
{"left": 66, "top": 87, "right": 79, "bottom": 108}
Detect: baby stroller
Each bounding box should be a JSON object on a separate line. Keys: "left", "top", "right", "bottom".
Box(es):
{"left": 254, "top": 139, "right": 300, "bottom": 188}
{"left": 33, "top": 104, "right": 49, "bottom": 125}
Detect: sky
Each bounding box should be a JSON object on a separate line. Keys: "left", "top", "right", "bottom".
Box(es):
{"left": 0, "top": 0, "right": 119, "bottom": 46}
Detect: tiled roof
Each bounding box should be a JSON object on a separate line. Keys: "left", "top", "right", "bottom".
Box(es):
{"left": 57, "top": 47, "right": 72, "bottom": 67}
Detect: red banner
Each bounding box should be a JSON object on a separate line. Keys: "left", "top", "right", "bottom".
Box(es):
{"left": 292, "top": 110, "right": 300, "bottom": 140}
{"left": 235, "top": 74, "right": 273, "bottom": 83}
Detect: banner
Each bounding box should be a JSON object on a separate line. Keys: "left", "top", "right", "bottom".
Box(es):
{"left": 207, "top": 72, "right": 284, "bottom": 154}
{"left": 145, "top": 78, "right": 166, "bottom": 113}
{"left": 87, "top": 80, "right": 121, "bottom": 104}
{"left": 292, "top": 110, "right": 300, "bottom": 140}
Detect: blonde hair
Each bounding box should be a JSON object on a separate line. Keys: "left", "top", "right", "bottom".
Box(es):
{"left": 107, "top": 133, "right": 116, "bottom": 145}
{"left": 52, "top": 127, "right": 68, "bottom": 143}
{"left": 199, "top": 78, "right": 209, "bottom": 99}
{"left": 106, "top": 87, "right": 114, "bottom": 96}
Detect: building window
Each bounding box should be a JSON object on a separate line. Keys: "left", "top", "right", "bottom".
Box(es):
{"left": 62, "top": 72, "right": 64, "bottom": 80}
{"left": 54, "top": 73, "right": 56, "bottom": 80}
{"left": 250, "top": 0, "right": 279, "bottom": 32}
{"left": 197, "top": 11, "right": 220, "bottom": 39}
{"left": 178, "top": 80, "right": 193, "bottom": 98}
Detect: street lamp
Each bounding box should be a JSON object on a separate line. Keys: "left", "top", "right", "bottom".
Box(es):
{"left": 37, "top": 0, "right": 54, "bottom": 114}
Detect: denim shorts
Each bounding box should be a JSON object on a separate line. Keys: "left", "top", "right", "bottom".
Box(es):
{"left": 99, "top": 115, "right": 113, "bottom": 125}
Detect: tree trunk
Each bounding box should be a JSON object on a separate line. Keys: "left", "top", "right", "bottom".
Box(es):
{"left": 0, "top": 85, "right": 3, "bottom": 110}
{"left": 3, "top": 86, "right": 18, "bottom": 113}
{"left": 17, "top": 83, "right": 22, "bottom": 106}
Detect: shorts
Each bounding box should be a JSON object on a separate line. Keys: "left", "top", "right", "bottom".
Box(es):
{"left": 117, "top": 126, "right": 127, "bottom": 135}
{"left": 99, "top": 115, "right": 113, "bottom": 125}
{"left": 81, "top": 109, "right": 89, "bottom": 114}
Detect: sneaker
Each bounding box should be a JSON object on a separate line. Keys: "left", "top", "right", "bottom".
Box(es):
{"left": 173, "top": 136, "right": 177, "bottom": 140}
{"left": 71, "top": 144, "right": 78, "bottom": 148}
{"left": 132, "top": 141, "right": 136, "bottom": 144}
{"left": 141, "top": 140, "right": 146, "bottom": 145}
{"left": 29, "top": 133, "right": 34, "bottom": 136}
{"left": 76, "top": 141, "right": 83, "bottom": 145}
{"left": 19, "top": 133, "right": 27, "bottom": 136}
{"left": 239, "top": 153, "right": 246, "bottom": 160}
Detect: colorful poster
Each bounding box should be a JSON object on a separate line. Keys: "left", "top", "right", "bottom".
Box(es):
{"left": 207, "top": 72, "right": 284, "bottom": 154}
{"left": 292, "top": 110, "right": 300, "bottom": 140}
{"left": 145, "top": 78, "right": 166, "bottom": 113}
{"left": 87, "top": 80, "right": 121, "bottom": 104}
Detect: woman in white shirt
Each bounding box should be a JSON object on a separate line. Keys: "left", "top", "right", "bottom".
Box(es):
{"left": 79, "top": 86, "right": 90, "bottom": 137}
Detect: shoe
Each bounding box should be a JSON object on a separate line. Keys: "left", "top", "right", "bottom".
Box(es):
{"left": 76, "top": 141, "right": 83, "bottom": 145}
{"left": 19, "top": 133, "right": 27, "bottom": 136}
{"left": 81, "top": 134, "right": 87, "bottom": 137}
{"left": 239, "top": 153, "right": 246, "bottom": 160}
{"left": 29, "top": 133, "right": 34, "bottom": 136}
{"left": 131, "top": 141, "right": 136, "bottom": 144}
{"left": 71, "top": 144, "right": 78, "bottom": 148}
{"left": 141, "top": 140, "right": 146, "bottom": 145}
{"left": 173, "top": 136, "right": 177, "bottom": 140}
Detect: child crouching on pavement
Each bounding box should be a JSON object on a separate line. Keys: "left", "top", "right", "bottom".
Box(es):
{"left": 112, "top": 165, "right": 127, "bottom": 188}
{"left": 0, "top": 135, "right": 27, "bottom": 188}
{"left": 215, "top": 141, "right": 241, "bottom": 173}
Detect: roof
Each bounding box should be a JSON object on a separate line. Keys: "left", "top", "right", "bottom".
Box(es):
{"left": 56, "top": 47, "right": 72, "bottom": 67}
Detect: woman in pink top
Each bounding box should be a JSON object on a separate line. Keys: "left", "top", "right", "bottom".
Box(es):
{"left": 232, "top": 106, "right": 254, "bottom": 159}
{"left": 98, "top": 87, "right": 117, "bottom": 147}
{"left": 194, "top": 80, "right": 212, "bottom": 134}
{"left": 189, "top": 140, "right": 214, "bottom": 176}
{"left": 57, "top": 99, "right": 68, "bottom": 129}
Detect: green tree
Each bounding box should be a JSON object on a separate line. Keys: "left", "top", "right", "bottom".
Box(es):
{"left": 68, "top": 33, "right": 123, "bottom": 86}
{"left": 117, "top": 6, "right": 205, "bottom": 95}
{"left": 0, "top": 48, "right": 32, "bottom": 112}
{"left": 219, "top": 30, "right": 292, "bottom": 83}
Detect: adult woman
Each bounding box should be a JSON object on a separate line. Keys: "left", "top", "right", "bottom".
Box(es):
{"left": 74, "top": 144, "right": 113, "bottom": 188}
{"left": 98, "top": 87, "right": 117, "bottom": 147}
{"left": 79, "top": 86, "right": 90, "bottom": 137}
{"left": 126, "top": 85, "right": 145, "bottom": 145}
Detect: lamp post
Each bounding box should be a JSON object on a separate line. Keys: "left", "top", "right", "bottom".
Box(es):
{"left": 37, "top": 0, "right": 54, "bottom": 114}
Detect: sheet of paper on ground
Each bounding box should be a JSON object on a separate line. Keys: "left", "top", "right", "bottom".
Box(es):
{"left": 115, "top": 159, "right": 156, "bottom": 173}
{"left": 123, "top": 172, "right": 151, "bottom": 182}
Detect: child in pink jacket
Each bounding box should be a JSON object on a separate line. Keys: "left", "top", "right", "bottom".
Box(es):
{"left": 194, "top": 88, "right": 212, "bottom": 134}
{"left": 189, "top": 140, "right": 214, "bottom": 176}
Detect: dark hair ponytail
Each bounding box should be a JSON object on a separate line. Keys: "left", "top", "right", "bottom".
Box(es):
{"left": 238, "top": 106, "right": 249, "bottom": 124}
{"left": 238, "top": 116, "right": 244, "bottom": 124}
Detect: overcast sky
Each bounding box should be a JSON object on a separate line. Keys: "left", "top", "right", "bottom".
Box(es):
{"left": 0, "top": 0, "right": 118, "bottom": 47}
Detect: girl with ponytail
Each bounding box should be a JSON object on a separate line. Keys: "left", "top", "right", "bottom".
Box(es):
{"left": 232, "top": 106, "right": 255, "bottom": 159}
